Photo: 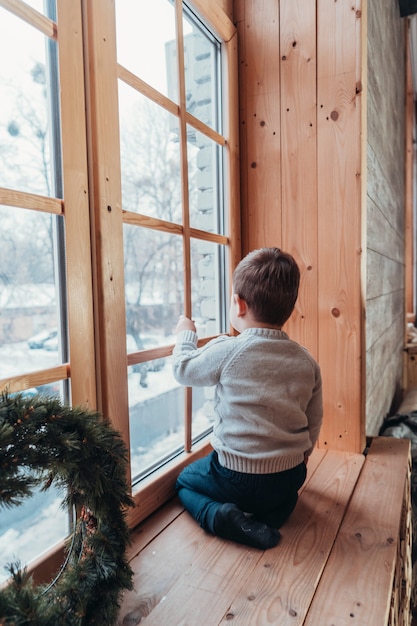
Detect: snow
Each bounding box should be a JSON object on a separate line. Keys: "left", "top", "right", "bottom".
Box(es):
{"left": 0, "top": 343, "right": 214, "bottom": 585}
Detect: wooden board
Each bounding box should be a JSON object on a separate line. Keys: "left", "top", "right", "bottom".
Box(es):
{"left": 216, "top": 451, "right": 364, "bottom": 625}
{"left": 304, "top": 437, "right": 410, "bottom": 625}
{"left": 279, "top": 0, "right": 319, "bottom": 359}
{"left": 119, "top": 507, "right": 213, "bottom": 625}
{"left": 122, "top": 448, "right": 364, "bottom": 625}
{"left": 117, "top": 441, "right": 411, "bottom": 625}
{"left": 316, "top": 0, "right": 364, "bottom": 453}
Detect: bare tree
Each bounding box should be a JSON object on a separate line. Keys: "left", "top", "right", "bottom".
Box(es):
{"left": 120, "top": 99, "right": 187, "bottom": 342}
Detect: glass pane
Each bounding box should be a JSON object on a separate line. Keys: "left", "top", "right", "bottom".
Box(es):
{"left": 0, "top": 8, "right": 56, "bottom": 196}
{"left": 192, "top": 386, "right": 214, "bottom": 441}
{"left": 188, "top": 127, "right": 224, "bottom": 234}
{"left": 24, "top": 0, "right": 48, "bottom": 15}
{"left": 191, "top": 239, "right": 227, "bottom": 337}
{"left": 37, "top": 380, "right": 63, "bottom": 398}
{"left": 119, "top": 81, "right": 182, "bottom": 221}
{"left": 129, "top": 356, "right": 184, "bottom": 486}
{"left": 124, "top": 225, "right": 184, "bottom": 338}
{"left": 0, "top": 483, "right": 68, "bottom": 586}
{"left": 116, "top": 0, "right": 177, "bottom": 100}
{"left": 183, "top": 10, "right": 221, "bottom": 133}
{"left": 0, "top": 206, "right": 64, "bottom": 376}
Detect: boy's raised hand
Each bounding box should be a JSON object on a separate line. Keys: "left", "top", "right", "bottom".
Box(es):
{"left": 175, "top": 315, "right": 197, "bottom": 334}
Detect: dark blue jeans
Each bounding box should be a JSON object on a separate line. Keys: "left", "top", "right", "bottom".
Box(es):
{"left": 175, "top": 451, "right": 307, "bottom": 535}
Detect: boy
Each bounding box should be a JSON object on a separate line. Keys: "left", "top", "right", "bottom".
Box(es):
{"left": 172, "top": 247, "right": 323, "bottom": 550}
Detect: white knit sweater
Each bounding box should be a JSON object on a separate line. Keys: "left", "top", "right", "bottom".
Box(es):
{"left": 172, "top": 327, "right": 323, "bottom": 474}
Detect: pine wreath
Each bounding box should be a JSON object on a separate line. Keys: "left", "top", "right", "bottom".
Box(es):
{"left": 0, "top": 392, "right": 134, "bottom": 626}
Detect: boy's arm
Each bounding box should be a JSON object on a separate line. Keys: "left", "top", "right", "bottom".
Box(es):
{"left": 172, "top": 316, "right": 229, "bottom": 387}
{"left": 175, "top": 315, "right": 197, "bottom": 334}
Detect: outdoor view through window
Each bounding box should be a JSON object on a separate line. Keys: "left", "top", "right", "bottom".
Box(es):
{"left": 0, "top": 0, "right": 69, "bottom": 584}
{"left": 0, "top": 0, "right": 230, "bottom": 583}
{"left": 116, "top": 0, "right": 228, "bottom": 488}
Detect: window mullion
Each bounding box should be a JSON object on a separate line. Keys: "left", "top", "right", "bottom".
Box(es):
{"left": 176, "top": 0, "right": 193, "bottom": 451}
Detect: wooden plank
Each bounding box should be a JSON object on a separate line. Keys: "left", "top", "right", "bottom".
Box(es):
{"left": 117, "top": 63, "right": 179, "bottom": 117}
{"left": 217, "top": 450, "right": 364, "bottom": 625}
{"left": 0, "top": 364, "right": 70, "bottom": 393}
{"left": 279, "top": 0, "right": 318, "bottom": 359}
{"left": 224, "top": 32, "right": 242, "bottom": 281}
{"left": 405, "top": 29, "right": 415, "bottom": 317}
{"left": 140, "top": 534, "right": 263, "bottom": 625}
{"left": 304, "top": 437, "right": 410, "bottom": 625}
{"left": 82, "top": 0, "right": 130, "bottom": 446}
{"left": 0, "top": 187, "right": 63, "bottom": 214}
{"left": 118, "top": 507, "right": 213, "bottom": 626}
{"left": 316, "top": 0, "right": 364, "bottom": 453}
{"left": 126, "top": 499, "right": 185, "bottom": 560}
{"left": 0, "top": 0, "right": 56, "bottom": 38}
{"left": 57, "top": 0, "right": 97, "bottom": 409}
{"left": 123, "top": 448, "right": 361, "bottom": 625}
{"left": 190, "top": 0, "right": 236, "bottom": 42}
{"left": 237, "top": 0, "right": 282, "bottom": 253}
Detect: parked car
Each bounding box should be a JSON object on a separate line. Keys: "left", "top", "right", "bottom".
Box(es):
{"left": 27, "top": 329, "right": 58, "bottom": 349}
{"left": 43, "top": 335, "right": 59, "bottom": 351}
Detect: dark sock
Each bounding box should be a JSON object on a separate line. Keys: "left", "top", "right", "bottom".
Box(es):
{"left": 213, "top": 503, "right": 281, "bottom": 550}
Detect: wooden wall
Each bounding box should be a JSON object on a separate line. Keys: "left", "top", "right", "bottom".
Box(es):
{"left": 235, "top": 0, "right": 369, "bottom": 453}
{"left": 235, "top": 0, "right": 409, "bottom": 445}
{"left": 366, "top": 1, "right": 406, "bottom": 434}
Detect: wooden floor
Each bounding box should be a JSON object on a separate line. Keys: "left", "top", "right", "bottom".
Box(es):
{"left": 117, "top": 437, "right": 412, "bottom": 626}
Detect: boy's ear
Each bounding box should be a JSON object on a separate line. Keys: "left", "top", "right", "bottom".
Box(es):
{"left": 234, "top": 294, "right": 248, "bottom": 317}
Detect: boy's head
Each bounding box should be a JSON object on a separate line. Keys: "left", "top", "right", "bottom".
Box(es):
{"left": 232, "top": 247, "right": 300, "bottom": 327}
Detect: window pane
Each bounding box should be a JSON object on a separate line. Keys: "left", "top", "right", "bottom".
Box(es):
{"left": 0, "top": 484, "right": 68, "bottom": 586}
{"left": 0, "top": 206, "right": 64, "bottom": 375}
{"left": 37, "top": 380, "right": 63, "bottom": 398}
{"left": 188, "top": 127, "right": 224, "bottom": 234}
{"left": 129, "top": 356, "right": 184, "bottom": 486}
{"left": 183, "top": 10, "right": 221, "bottom": 133}
{"left": 192, "top": 386, "right": 214, "bottom": 441}
{"left": 24, "top": 1, "right": 48, "bottom": 14}
{"left": 116, "top": 0, "right": 177, "bottom": 100}
{"left": 0, "top": 9, "right": 56, "bottom": 196}
{"left": 191, "top": 239, "right": 228, "bottom": 337}
{"left": 119, "top": 82, "right": 182, "bottom": 221}
{"left": 124, "top": 225, "right": 184, "bottom": 337}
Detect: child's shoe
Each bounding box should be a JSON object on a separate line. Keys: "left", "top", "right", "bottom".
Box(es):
{"left": 214, "top": 503, "right": 281, "bottom": 550}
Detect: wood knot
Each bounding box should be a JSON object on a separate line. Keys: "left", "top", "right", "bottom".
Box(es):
{"left": 330, "top": 110, "right": 339, "bottom": 121}
{"left": 331, "top": 308, "right": 340, "bottom": 318}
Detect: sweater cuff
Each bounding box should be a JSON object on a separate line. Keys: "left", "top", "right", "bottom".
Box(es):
{"left": 177, "top": 329, "right": 198, "bottom": 345}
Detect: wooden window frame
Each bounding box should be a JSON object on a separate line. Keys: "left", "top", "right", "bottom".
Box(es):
{"left": 0, "top": 0, "right": 239, "bottom": 578}
{"left": 83, "top": 0, "right": 240, "bottom": 527}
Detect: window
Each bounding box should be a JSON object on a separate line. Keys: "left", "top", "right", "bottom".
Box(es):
{"left": 0, "top": 0, "right": 239, "bottom": 575}
{"left": 116, "top": 1, "right": 231, "bottom": 489}
{"left": 0, "top": 0, "right": 95, "bottom": 581}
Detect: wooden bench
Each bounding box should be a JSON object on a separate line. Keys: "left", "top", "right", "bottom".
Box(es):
{"left": 117, "top": 437, "right": 412, "bottom": 626}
